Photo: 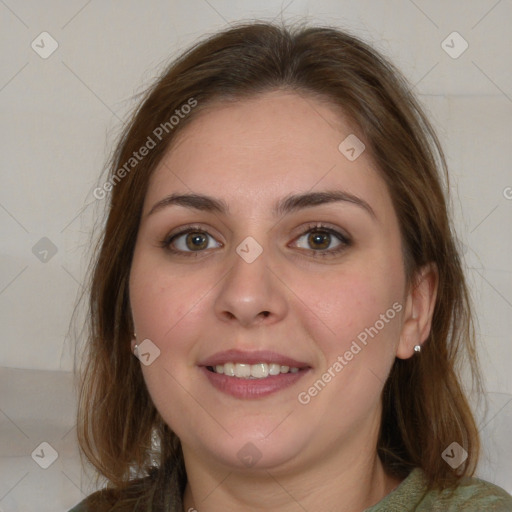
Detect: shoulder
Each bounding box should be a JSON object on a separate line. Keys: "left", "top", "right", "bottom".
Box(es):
{"left": 68, "top": 461, "right": 185, "bottom": 512}
{"left": 366, "top": 468, "right": 512, "bottom": 512}
{"left": 68, "top": 487, "right": 119, "bottom": 512}
{"left": 67, "top": 474, "right": 156, "bottom": 512}
{"left": 422, "top": 474, "right": 512, "bottom": 511}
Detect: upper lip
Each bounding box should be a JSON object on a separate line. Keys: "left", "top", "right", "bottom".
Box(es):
{"left": 198, "top": 349, "right": 310, "bottom": 368}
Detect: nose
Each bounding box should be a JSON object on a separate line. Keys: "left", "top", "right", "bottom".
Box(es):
{"left": 213, "top": 244, "right": 288, "bottom": 328}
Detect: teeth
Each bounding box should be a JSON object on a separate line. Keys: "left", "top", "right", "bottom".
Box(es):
{"left": 210, "top": 362, "right": 301, "bottom": 378}
{"left": 249, "top": 363, "right": 268, "bottom": 378}
{"left": 269, "top": 363, "right": 281, "bottom": 376}
{"left": 236, "top": 363, "right": 252, "bottom": 378}
{"left": 224, "top": 362, "right": 235, "bottom": 376}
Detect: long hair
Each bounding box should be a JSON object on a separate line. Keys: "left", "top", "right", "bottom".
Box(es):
{"left": 76, "top": 20, "right": 482, "bottom": 498}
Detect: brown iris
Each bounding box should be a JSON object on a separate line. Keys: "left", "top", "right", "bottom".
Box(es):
{"left": 308, "top": 230, "right": 331, "bottom": 250}
{"left": 185, "top": 232, "right": 209, "bottom": 251}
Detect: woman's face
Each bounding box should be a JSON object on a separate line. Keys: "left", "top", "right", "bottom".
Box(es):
{"left": 129, "top": 91, "right": 410, "bottom": 473}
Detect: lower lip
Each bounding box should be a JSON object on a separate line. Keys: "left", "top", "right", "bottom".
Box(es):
{"left": 200, "top": 367, "right": 309, "bottom": 399}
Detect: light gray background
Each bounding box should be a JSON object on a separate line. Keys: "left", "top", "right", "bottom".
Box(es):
{"left": 1, "top": 1, "right": 511, "bottom": 510}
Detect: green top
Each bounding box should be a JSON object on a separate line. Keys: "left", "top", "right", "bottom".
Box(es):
{"left": 69, "top": 465, "right": 512, "bottom": 511}
{"left": 364, "top": 468, "right": 512, "bottom": 511}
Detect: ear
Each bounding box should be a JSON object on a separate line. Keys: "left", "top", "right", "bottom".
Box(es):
{"left": 396, "top": 263, "right": 438, "bottom": 359}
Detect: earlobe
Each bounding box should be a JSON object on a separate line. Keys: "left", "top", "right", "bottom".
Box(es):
{"left": 396, "top": 263, "right": 438, "bottom": 359}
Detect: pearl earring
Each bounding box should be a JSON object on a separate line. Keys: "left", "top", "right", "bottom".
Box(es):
{"left": 414, "top": 344, "right": 421, "bottom": 353}
{"left": 133, "top": 333, "right": 138, "bottom": 356}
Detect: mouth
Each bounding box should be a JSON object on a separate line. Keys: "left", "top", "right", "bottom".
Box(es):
{"left": 199, "top": 349, "right": 311, "bottom": 398}
{"left": 206, "top": 362, "right": 303, "bottom": 379}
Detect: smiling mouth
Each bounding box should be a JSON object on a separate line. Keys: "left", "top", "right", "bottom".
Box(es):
{"left": 206, "top": 362, "right": 306, "bottom": 379}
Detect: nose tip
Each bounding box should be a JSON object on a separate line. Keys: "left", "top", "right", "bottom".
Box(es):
{"left": 214, "top": 251, "right": 287, "bottom": 327}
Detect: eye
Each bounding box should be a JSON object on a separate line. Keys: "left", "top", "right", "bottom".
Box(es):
{"left": 160, "top": 223, "right": 351, "bottom": 258}
{"left": 161, "top": 226, "right": 222, "bottom": 255}
{"left": 292, "top": 223, "right": 351, "bottom": 257}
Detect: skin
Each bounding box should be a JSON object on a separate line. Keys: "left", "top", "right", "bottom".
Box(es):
{"left": 129, "top": 90, "right": 438, "bottom": 511}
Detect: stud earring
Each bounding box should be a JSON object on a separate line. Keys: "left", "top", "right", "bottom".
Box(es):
{"left": 132, "top": 333, "right": 138, "bottom": 356}
{"left": 414, "top": 344, "right": 422, "bottom": 353}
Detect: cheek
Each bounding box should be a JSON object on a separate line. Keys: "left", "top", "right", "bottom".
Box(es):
{"left": 297, "top": 270, "right": 403, "bottom": 416}
{"left": 295, "top": 261, "right": 404, "bottom": 391}
{"left": 129, "top": 253, "right": 219, "bottom": 369}
{"left": 129, "top": 259, "right": 212, "bottom": 432}
{"left": 131, "top": 252, "right": 189, "bottom": 329}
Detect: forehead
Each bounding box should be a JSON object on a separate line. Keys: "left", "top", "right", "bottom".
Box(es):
{"left": 143, "top": 91, "right": 392, "bottom": 219}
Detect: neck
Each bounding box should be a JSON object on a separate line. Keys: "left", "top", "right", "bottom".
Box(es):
{"left": 181, "top": 427, "right": 402, "bottom": 511}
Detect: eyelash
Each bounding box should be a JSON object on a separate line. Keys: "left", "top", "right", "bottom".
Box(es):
{"left": 160, "top": 222, "right": 352, "bottom": 259}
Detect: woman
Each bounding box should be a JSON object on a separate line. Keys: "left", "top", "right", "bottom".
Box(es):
{"left": 70, "top": 21, "right": 512, "bottom": 511}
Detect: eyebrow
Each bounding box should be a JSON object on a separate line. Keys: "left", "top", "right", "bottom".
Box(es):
{"left": 147, "top": 190, "right": 376, "bottom": 219}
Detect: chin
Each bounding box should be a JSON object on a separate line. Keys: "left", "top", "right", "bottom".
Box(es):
{"left": 185, "top": 423, "right": 313, "bottom": 473}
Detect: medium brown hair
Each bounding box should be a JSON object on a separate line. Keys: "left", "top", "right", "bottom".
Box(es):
{"left": 76, "top": 20, "right": 482, "bottom": 500}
